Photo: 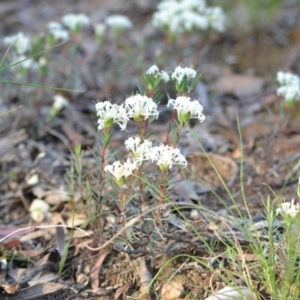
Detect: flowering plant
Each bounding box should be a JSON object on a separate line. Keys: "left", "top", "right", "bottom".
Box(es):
{"left": 94, "top": 65, "right": 206, "bottom": 233}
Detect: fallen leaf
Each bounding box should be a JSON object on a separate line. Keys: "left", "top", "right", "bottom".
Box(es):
{"left": 215, "top": 74, "right": 264, "bottom": 97}
{"left": 114, "top": 281, "right": 131, "bottom": 299}
{"left": 89, "top": 250, "right": 111, "bottom": 290}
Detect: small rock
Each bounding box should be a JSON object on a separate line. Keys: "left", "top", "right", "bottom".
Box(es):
{"left": 161, "top": 279, "right": 184, "bottom": 300}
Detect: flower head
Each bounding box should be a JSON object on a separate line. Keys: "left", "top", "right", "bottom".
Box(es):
{"left": 29, "top": 199, "right": 51, "bottom": 222}
{"left": 125, "top": 137, "right": 152, "bottom": 165}
{"left": 277, "top": 71, "right": 300, "bottom": 102}
{"left": 14, "top": 55, "right": 38, "bottom": 71}
{"left": 276, "top": 199, "right": 300, "bottom": 219}
{"left": 125, "top": 94, "right": 159, "bottom": 122}
{"left": 94, "top": 23, "right": 106, "bottom": 42}
{"left": 171, "top": 65, "right": 198, "bottom": 93}
{"left": 62, "top": 13, "right": 90, "bottom": 32}
{"left": 147, "top": 145, "right": 187, "bottom": 171}
{"left": 4, "top": 32, "right": 31, "bottom": 54}
{"left": 152, "top": 0, "right": 225, "bottom": 35}
{"left": 105, "top": 15, "right": 132, "bottom": 33}
{"left": 146, "top": 65, "right": 170, "bottom": 83}
{"left": 171, "top": 66, "right": 196, "bottom": 83}
{"left": 49, "top": 94, "right": 68, "bottom": 121}
{"left": 104, "top": 159, "right": 137, "bottom": 186}
{"left": 47, "top": 22, "right": 69, "bottom": 40}
{"left": 53, "top": 94, "right": 69, "bottom": 110}
{"left": 95, "top": 101, "right": 129, "bottom": 131}
{"left": 168, "top": 96, "right": 205, "bottom": 124}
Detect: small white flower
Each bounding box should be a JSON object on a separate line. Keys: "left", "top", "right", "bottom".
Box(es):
{"left": 104, "top": 159, "right": 137, "bottom": 185}
{"left": 168, "top": 96, "right": 205, "bottom": 123}
{"left": 161, "top": 71, "right": 170, "bottom": 82}
{"left": 48, "top": 22, "right": 63, "bottom": 31}
{"left": 4, "top": 32, "right": 31, "bottom": 54}
{"left": 146, "top": 65, "right": 170, "bottom": 82}
{"left": 146, "top": 65, "right": 160, "bottom": 75}
{"left": 62, "top": 13, "right": 90, "bottom": 31}
{"left": 16, "top": 55, "right": 37, "bottom": 70}
{"left": 125, "top": 137, "right": 152, "bottom": 165}
{"left": 48, "top": 22, "right": 69, "bottom": 40}
{"left": 125, "top": 94, "right": 159, "bottom": 121}
{"left": 276, "top": 71, "right": 300, "bottom": 101}
{"left": 53, "top": 94, "right": 68, "bottom": 110}
{"left": 181, "top": 11, "right": 208, "bottom": 31}
{"left": 171, "top": 66, "right": 197, "bottom": 83}
{"left": 94, "top": 23, "right": 106, "bottom": 37}
{"left": 105, "top": 15, "right": 132, "bottom": 30}
{"left": 277, "top": 71, "right": 299, "bottom": 86}
{"left": 95, "top": 101, "right": 129, "bottom": 131}
{"left": 276, "top": 199, "right": 300, "bottom": 218}
{"left": 206, "top": 7, "right": 226, "bottom": 32}
{"left": 29, "top": 199, "right": 51, "bottom": 222}
{"left": 147, "top": 145, "right": 187, "bottom": 170}
{"left": 38, "top": 56, "right": 47, "bottom": 67}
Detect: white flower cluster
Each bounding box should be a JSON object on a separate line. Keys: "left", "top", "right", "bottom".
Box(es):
{"left": 95, "top": 101, "right": 130, "bottom": 131}
{"left": 62, "top": 13, "right": 90, "bottom": 32}
{"left": 94, "top": 23, "right": 106, "bottom": 37}
{"left": 4, "top": 32, "right": 31, "bottom": 54}
{"left": 153, "top": 0, "right": 225, "bottom": 34}
{"left": 125, "top": 94, "right": 159, "bottom": 121}
{"left": 47, "top": 22, "right": 69, "bottom": 40}
{"left": 105, "top": 15, "right": 132, "bottom": 31}
{"left": 125, "top": 137, "right": 153, "bottom": 165}
{"left": 276, "top": 199, "right": 300, "bottom": 218}
{"left": 277, "top": 71, "right": 300, "bottom": 102}
{"left": 171, "top": 66, "right": 196, "bottom": 83}
{"left": 146, "top": 65, "right": 170, "bottom": 82}
{"left": 105, "top": 138, "right": 187, "bottom": 185}
{"left": 168, "top": 96, "right": 205, "bottom": 123}
{"left": 104, "top": 159, "right": 138, "bottom": 186}
{"left": 95, "top": 94, "right": 159, "bottom": 131}
{"left": 3, "top": 33, "right": 40, "bottom": 71}
{"left": 125, "top": 137, "right": 187, "bottom": 169}
{"left": 148, "top": 144, "right": 187, "bottom": 170}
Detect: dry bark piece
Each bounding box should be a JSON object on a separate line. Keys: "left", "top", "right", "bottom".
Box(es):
{"left": 1, "top": 282, "right": 69, "bottom": 300}
{"left": 1, "top": 283, "right": 20, "bottom": 295}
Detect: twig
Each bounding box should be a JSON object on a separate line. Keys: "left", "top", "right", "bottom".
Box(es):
{"left": 86, "top": 202, "right": 199, "bottom": 252}
{"left": 0, "top": 224, "right": 91, "bottom": 244}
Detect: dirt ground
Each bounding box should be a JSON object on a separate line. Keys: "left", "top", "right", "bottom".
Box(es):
{"left": 0, "top": 0, "right": 300, "bottom": 299}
